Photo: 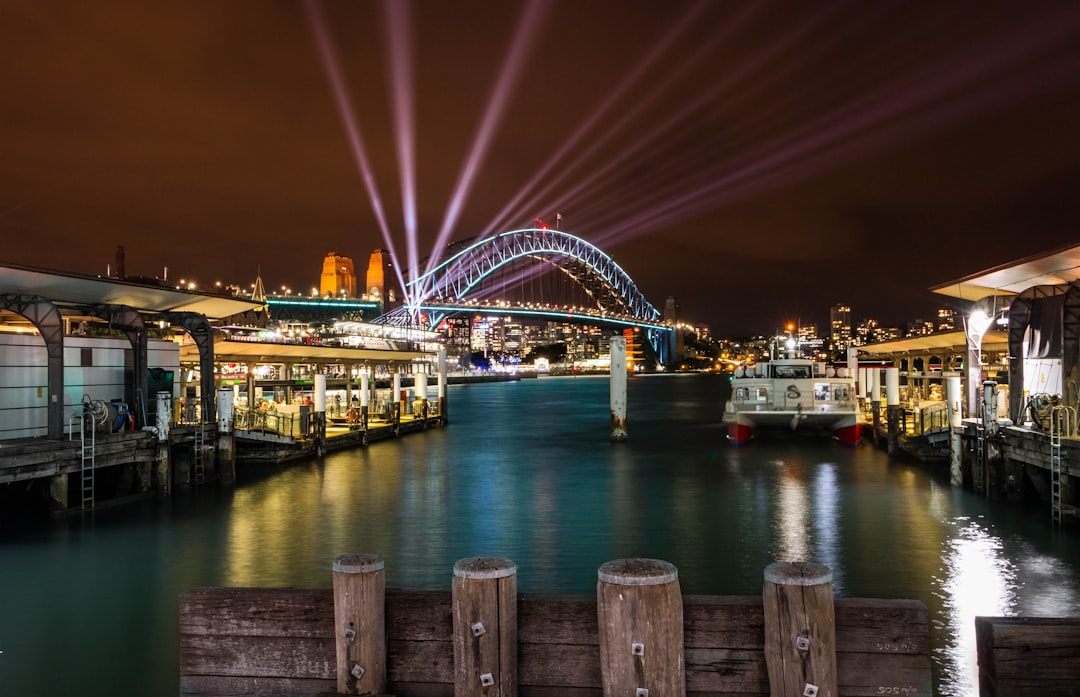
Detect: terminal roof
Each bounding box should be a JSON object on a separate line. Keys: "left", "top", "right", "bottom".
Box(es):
{"left": 184, "top": 338, "right": 429, "bottom": 365}
{"left": 0, "top": 261, "right": 263, "bottom": 318}
{"left": 930, "top": 242, "right": 1080, "bottom": 301}
{"left": 858, "top": 329, "right": 1008, "bottom": 356}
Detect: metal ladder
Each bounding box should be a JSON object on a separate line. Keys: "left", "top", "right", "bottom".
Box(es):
{"left": 80, "top": 404, "right": 96, "bottom": 511}
{"left": 193, "top": 417, "right": 206, "bottom": 486}
{"left": 1050, "top": 406, "right": 1075, "bottom": 527}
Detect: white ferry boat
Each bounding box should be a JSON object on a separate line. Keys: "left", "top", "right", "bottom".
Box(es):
{"left": 724, "top": 335, "right": 862, "bottom": 446}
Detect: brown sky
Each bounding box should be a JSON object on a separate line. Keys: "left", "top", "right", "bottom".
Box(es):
{"left": 2, "top": 0, "right": 1079, "bottom": 334}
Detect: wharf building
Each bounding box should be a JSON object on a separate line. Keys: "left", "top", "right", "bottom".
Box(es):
{"left": 855, "top": 242, "right": 1080, "bottom": 522}
{"left": 0, "top": 260, "right": 443, "bottom": 517}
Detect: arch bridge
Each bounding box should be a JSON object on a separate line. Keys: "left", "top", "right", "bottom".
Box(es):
{"left": 379, "top": 229, "right": 673, "bottom": 364}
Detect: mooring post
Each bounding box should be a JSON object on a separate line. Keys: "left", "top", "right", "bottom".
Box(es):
{"left": 415, "top": 365, "right": 428, "bottom": 421}
{"left": 982, "top": 380, "right": 1002, "bottom": 497}
{"left": 869, "top": 368, "right": 881, "bottom": 444}
{"left": 597, "top": 558, "right": 685, "bottom": 697}
{"left": 885, "top": 367, "right": 901, "bottom": 455}
{"left": 452, "top": 556, "right": 517, "bottom": 697}
{"left": 609, "top": 336, "right": 628, "bottom": 442}
{"left": 763, "top": 561, "right": 837, "bottom": 697}
{"left": 215, "top": 388, "right": 235, "bottom": 484}
{"left": 332, "top": 553, "right": 387, "bottom": 695}
{"left": 946, "top": 375, "right": 963, "bottom": 486}
{"left": 155, "top": 390, "right": 171, "bottom": 496}
{"left": 359, "top": 372, "right": 370, "bottom": 434}
{"left": 393, "top": 371, "right": 403, "bottom": 430}
{"left": 438, "top": 348, "right": 448, "bottom": 424}
{"left": 315, "top": 374, "right": 327, "bottom": 457}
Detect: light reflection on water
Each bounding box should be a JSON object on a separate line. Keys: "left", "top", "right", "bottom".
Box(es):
{"left": 2, "top": 374, "right": 1079, "bottom": 697}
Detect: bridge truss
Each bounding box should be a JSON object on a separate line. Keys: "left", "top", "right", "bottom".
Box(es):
{"left": 378, "top": 229, "right": 672, "bottom": 364}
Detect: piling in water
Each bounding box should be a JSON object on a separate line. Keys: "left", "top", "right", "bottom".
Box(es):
{"left": 609, "top": 336, "right": 628, "bottom": 442}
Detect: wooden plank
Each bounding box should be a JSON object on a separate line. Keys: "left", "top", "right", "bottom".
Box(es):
{"left": 181, "top": 674, "right": 333, "bottom": 697}
{"left": 976, "top": 617, "right": 1080, "bottom": 697}
{"left": 181, "top": 634, "right": 334, "bottom": 678}
{"left": 180, "top": 587, "right": 335, "bottom": 637}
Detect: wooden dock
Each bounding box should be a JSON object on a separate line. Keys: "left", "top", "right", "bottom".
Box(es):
{"left": 180, "top": 558, "right": 933, "bottom": 697}
{"left": 976, "top": 616, "right": 1080, "bottom": 696}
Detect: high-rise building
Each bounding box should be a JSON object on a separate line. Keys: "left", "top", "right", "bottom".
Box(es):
{"left": 937, "top": 308, "right": 957, "bottom": 332}
{"left": 319, "top": 252, "right": 356, "bottom": 298}
{"left": 830, "top": 304, "right": 852, "bottom": 352}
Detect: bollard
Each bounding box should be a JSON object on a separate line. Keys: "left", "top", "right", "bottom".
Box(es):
{"left": 946, "top": 376, "right": 963, "bottom": 486}
{"left": 609, "top": 336, "right": 628, "bottom": 441}
{"left": 885, "top": 367, "right": 900, "bottom": 455}
{"left": 332, "top": 553, "right": 387, "bottom": 695}
{"left": 216, "top": 389, "right": 235, "bottom": 484}
{"left": 763, "top": 561, "right": 837, "bottom": 697}
{"left": 597, "top": 558, "right": 684, "bottom": 697}
{"left": 452, "top": 557, "right": 517, "bottom": 697}
{"left": 438, "top": 348, "right": 448, "bottom": 424}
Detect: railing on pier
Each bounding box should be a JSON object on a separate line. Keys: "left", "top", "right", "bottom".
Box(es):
{"left": 234, "top": 406, "right": 306, "bottom": 438}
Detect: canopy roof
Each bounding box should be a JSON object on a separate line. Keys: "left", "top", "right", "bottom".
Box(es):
{"left": 858, "top": 329, "right": 1008, "bottom": 357}
{"left": 930, "top": 242, "right": 1080, "bottom": 301}
{"left": 182, "top": 337, "right": 429, "bottom": 365}
{"left": 0, "top": 261, "right": 263, "bottom": 318}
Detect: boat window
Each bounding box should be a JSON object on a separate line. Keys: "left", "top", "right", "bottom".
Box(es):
{"left": 755, "top": 387, "right": 768, "bottom": 401}
{"left": 833, "top": 385, "right": 851, "bottom": 401}
{"left": 735, "top": 387, "right": 749, "bottom": 401}
{"left": 774, "top": 365, "right": 812, "bottom": 379}
{"left": 814, "top": 384, "right": 830, "bottom": 400}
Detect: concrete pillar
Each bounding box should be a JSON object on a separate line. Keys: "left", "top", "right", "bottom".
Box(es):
{"left": 610, "top": 336, "right": 628, "bottom": 441}
{"left": 947, "top": 376, "right": 963, "bottom": 486}
{"left": 393, "top": 371, "right": 403, "bottom": 425}
{"left": 438, "top": 348, "right": 448, "bottom": 424}
{"left": 359, "top": 372, "right": 370, "bottom": 432}
{"left": 315, "top": 374, "right": 327, "bottom": 457}
{"left": 870, "top": 368, "right": 882, "bottom": 440}
{"left": 886, "top": 367, "right": 901, "bottom": 455}
{"left": 216, "top": 388, "right": 236, "bottom": 484}
{"left": 155, "top": 390, "right": 172, "bottom": 496}
{"left": 50, "top": 474, "right": 68, "bottom": 515}
{"left": 416, "top": 365, "right": 428, "bottom": 420}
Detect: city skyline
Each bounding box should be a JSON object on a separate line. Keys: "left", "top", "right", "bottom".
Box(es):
{"left": 2, "top": 1, "right": 1079, "bottom": 335}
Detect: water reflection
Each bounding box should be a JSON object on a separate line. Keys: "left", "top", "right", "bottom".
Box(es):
{"left": 934, "top": 518, "right": 1017, "bottom": 697}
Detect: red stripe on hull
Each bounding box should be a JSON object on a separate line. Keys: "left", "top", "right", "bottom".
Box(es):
{"left": 834, "top": 423, "right": 862, "bottom": 447}
{"left": 726, "top": 422, "right": 753, "bottom": 446}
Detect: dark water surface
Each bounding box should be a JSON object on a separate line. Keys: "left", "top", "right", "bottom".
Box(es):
{"left": 2, "top": 373, "right": 1079, "bottom": 696}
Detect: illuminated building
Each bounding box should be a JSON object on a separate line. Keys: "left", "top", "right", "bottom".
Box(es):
{"left": 830, "top": 304, "right": 853, "bottom": 353}
{"left": 365, "top": 249, "right": 398, "bottom": 307}
{"left": 319, "top": 252, "right": 356, "bottom": 299}
{"left": 937, "top": 308, "right": 957, "bottom": 332}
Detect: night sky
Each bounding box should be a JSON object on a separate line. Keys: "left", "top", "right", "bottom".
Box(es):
{"left": 2, "top": 1, "right": 1079, "bottom": 336}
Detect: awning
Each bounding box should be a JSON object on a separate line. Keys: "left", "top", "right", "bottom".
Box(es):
{"left": 0, "top": 261, "right": 264, "bottom": 318}
{"left": 181, "top": 338, "right": 430, "bottom": 365}
{"left": 930, "top": 242, "right": 1080, "bottom": 301}
{"left": 858, "top": 329, "right": 1008, "bottom": 357}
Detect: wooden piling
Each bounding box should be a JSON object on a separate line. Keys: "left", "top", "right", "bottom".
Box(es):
{"left": 763, "top": 561, "right": 837, "bottom": 697}
{"left": 332, "top": 553, "right": 387, "bottom": 695}
{"left": 597, "top": 558, "right": 685, "bottom": 697}
{"left": 452, "top": 556, "right": 517, "bottom": 697}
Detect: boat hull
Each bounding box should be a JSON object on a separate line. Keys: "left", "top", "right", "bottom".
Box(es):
{"left": 723, "top": 408, "right": 862, "bottom": 446}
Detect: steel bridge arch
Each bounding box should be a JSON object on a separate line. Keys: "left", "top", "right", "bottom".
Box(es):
{"left": 410, "top": 228, "right": 661, "bottom": 321}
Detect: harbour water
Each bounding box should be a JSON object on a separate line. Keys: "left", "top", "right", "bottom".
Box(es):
{"left": 2, "top": 373, "right": 1079, "bottom": 696}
